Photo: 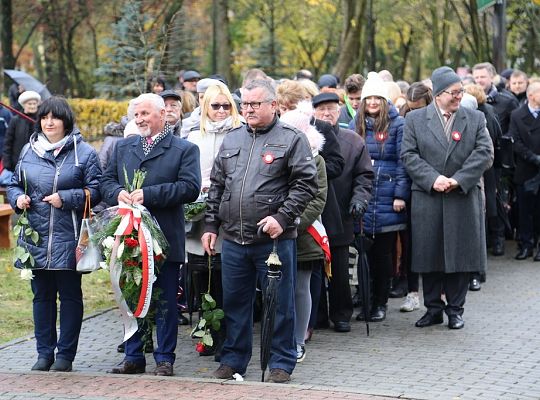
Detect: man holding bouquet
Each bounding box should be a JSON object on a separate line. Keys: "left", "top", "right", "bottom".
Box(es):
{"left": 101, "top": 93, "right": 201, "bottom": 376}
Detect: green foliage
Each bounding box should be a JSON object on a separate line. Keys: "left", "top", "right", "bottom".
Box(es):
{"left": 94, "top": 0, "right": 162, "bottom": 98}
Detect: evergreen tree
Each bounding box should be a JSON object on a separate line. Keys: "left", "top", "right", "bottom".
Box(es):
{"left": 94, "top": 0, "right": 161, "bottom": 99}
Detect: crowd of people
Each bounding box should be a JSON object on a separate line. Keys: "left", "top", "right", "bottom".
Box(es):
{"left": 1, "top": 61, "right": 539, "bottom": 384}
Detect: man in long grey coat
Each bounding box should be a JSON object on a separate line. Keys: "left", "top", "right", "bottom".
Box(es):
{"left": 401, "top": 66, "right": 493, "bottom": 330}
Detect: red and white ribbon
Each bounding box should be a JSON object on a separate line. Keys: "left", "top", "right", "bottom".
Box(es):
{"left": 307, "top": 219, "right": 332, "bottom": 278}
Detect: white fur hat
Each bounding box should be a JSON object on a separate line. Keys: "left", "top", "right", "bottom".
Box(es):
{"left": 360, "top": 72, "right": 389, "bottom": 101}
{"left": 124, "top": 119, "right": 141, "bottom": 138}
{"left": 280, "top": 101, "right": 325, "bottom": 152}
{"left": 18, "top": 90, "right": 41, "bottom": 106}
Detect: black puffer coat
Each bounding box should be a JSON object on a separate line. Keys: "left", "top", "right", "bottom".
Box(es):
{"left": 2, "top": 114, "right": 36, "bottom": 171}
{"left": 7, "top": 129, "right": 102, "bottom": 270}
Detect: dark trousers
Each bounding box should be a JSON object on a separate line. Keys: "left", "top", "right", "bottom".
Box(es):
{"left": 422, "top": 272, "right": 470, "bottom": 317}
{"left": 125, "top": 261, "right": 180, "bottom": 366}
{"left": 327, "top": 245, "right": 353, "bottom": 323}
{"left": 220, "top": 239, "right": 297, "bottom": 375}
{"left": 31, "top": 269, "right": 83, "bottom": 362}
{"left": 368, "top": 231, "right": 396, "bottom": 307}
{"left": 516, "top": 184, "right": 540, "bottom": 249}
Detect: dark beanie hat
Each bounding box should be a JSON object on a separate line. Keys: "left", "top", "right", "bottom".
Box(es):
{"left": 431, "top": 66, "right": 461, "bottom": 96}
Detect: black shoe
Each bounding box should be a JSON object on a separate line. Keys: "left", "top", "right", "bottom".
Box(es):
{"left": 154, "top": 361, "right": 173, "bottom": 376}
{"left": 178, "top": 312, "right": 189, "bottom": 325}
{"left": 534, "top": 249, "right": 540, "bottom": 262}
{"left": 109, "top": 361, "right": 145, "bottom": 374}
{"left": 370, "top": 305, "right": 386, "bottom": 322}
{"left": 491, "top": 241, "right": 505, "bottom": 256}
{"left": 448, "top": 314, "right": 464, "bottom": 329}
{"left": 389, "top": 286, "right": 407, "bottom": 298}
{"left": 31, "top": 358, "right": 54, "bottom": 371}
{"left": 515, "top": 248, "right": 533, "bottom": 260}
{"left": 469, "top": 278, "right": 481, "bottom": 291}
{"left": 50, "top": 358, "right": 72, "bottom": 372}
{"left": 415, "top": 312, "right": 444, "bottom": 328}
{"left": 333, "top": 321, "right": 351, "bottom": 332}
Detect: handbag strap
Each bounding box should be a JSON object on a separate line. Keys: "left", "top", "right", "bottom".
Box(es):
{"left": 82, "top": 188, "right": 91, "bottom": 220}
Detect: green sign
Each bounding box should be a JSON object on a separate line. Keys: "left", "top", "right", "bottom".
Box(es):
{"left": 477, "top": 0, "right": 497, "bottom": 11}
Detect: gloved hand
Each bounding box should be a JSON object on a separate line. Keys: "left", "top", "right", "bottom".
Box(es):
{"left": 349, "top": 202, "right": 367, "bottom": 220}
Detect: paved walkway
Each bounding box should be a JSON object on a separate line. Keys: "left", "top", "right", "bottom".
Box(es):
{"left": 1, "top": 242, "right": 539, "bottom": 399}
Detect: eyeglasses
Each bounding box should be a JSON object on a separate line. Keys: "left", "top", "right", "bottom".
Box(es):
{"left": 441, "top": 89, "right": 465, "bottom": 98}
{"left": 240, "top": 101, "right": 270, "bottom": 110}
{"left": 210, "top": 103, "right": 232, "bottom": 111}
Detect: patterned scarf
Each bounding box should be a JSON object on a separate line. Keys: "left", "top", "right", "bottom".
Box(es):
{"left": 435, "top": 107, "right": 456, "bottom": 142}
{"left": 140, "top": 123, "right": 171, "bottom": 156}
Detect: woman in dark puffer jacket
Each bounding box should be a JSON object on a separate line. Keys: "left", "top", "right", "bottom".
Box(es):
{"left": 7, "top": 96, "right": 102, "bottom": 372}
{"left": 353, "top": 72, "right": 411, "bottom": 323}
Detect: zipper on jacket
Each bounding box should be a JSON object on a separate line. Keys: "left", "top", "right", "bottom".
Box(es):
{"left": 46, "top": 154, "right": 69, "bottom": 267}
{"left": 72, "top": 210, "right": 78, "bottom": 240}
{"left": 239, "top": 132, "right": 258, "bottom": 244}
{"left": 371, "top": 164, "right": 381, "bottom": 238}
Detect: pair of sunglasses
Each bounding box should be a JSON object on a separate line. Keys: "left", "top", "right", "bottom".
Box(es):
{"left": 210, "top": 103, "right": 232, "bottom": 111}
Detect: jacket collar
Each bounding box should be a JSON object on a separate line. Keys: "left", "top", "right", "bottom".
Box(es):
{"left": 246, "top": 115, "right": 278, "bottom": 135}
{"left": 131, "top": 129, "right": 173, "bottom": 162}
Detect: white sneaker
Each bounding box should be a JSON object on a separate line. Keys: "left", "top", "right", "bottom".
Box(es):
{"left": 400, "top": 292, "right": 420, "bottom": 312}
{"left": 296, "top": 345, "right": 306, "bottom": 363}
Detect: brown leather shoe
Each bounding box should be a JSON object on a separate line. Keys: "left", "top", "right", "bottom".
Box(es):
{"left": 266, "top": 368, "right": 291, "bottom": 383}
{"left": 213, "top": 364, "right": 237, "bottom": 379}
{"left": 154, "top": 361, "right": 173, "bottom": 376}
{"left": 109, "top": 361, "right": 145, "bottom": 374}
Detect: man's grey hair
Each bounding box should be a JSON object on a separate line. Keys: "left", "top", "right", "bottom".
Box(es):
{"left": 527, "top": 81, "right": 540, "bottom": 96}
{"left": 472, "top": 62, "right": 497, "bottom": 77}
{"left": 244, "top": 79, "right": 277, "bottom": 101}
{"left": 129, "top": 93, "right": 165, "bottom": 119}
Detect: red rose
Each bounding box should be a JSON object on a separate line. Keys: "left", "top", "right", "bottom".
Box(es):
{"left": 124, "top": 238, "right": 138, "bottom": 248}
{"left": 154, "top": 254, "right": 163, "bottom": 262}
{"left": 196, "top": 342, "right": 205, "bottom": 353}
{"left": 124, "top": 259, "right": 139, "bottom": 268}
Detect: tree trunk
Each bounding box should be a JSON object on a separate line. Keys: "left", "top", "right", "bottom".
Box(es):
{"left": 215, "top": 0, "right": 232, "bottom": 85}
{"left": 333, "top": 0, "right": 367, "bottom": 80}
{"left": 0, "top": 0, "right": 15, "bottom": 69}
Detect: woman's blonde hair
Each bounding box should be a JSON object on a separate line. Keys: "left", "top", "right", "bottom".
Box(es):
{"left": 180, "top": 90, "right": 197, "bottom": 115}
{"left": 200, "top": 85, "right": 241, "bottom": 135}
{"left": 276, "top": 80, "right": 310, "bottom": 111}
{"left": 464, "top": 83, "right": 487, "bottom": 105}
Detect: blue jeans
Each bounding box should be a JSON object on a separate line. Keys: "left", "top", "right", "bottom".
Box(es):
{"left": 125, "top": 261, "right": 180, "bottom": 366}
{"left": 31, "top": 269, "right": 83, "bottom": 362}
{"left": 220, "top": 239, "right": 297, "bottom": 375}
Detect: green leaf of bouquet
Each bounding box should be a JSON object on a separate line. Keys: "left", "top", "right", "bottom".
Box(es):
{"left": 201, "top": 301, "right": 210, "bottom": 311}
{"left": 19, "top": 216, "right": 28, "bottom": 225}
{"left": 209, "top": 299, "right": 217, "bottom": 309}
{"left": 20, "top": 252, "right": 29, "bottom": 262}
{"left": 211, "top": 320, "right": 221, "bottom": 331}
{"left": 198, "top": 318, "right": 206, "bottom": 328}
{"left": 13, "top": 225, "right": 21, "bottom": 236}
{"left": 192, "top": 330, "right": 204, "bottom": 338}
{"left": 133, "top": 269, "right": 142, "bottom": 286}
{"left": 29, "top": 254, "right": 35, "bottom": 267}
{"left": 24, "top": 227, "right": 33, "bottom": 236}
{"left": 202, "top": 310, "right": 212, "bottom": 321}
{"left": 203, "top": 293, "right": 214, "bottom": 303}
{"left": 14, "top": 246, "right": 26, "bottom": 258}
{"left": 213, "top": 309, "right": 225, "bottom": 320}
{"left": 202, "top": 333, "right": 213, "bottom": 347}
{"left": 31, "top": 231, "right": 39, "bottom": 244}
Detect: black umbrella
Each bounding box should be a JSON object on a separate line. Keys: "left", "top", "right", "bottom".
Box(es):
{"left": 354, "top": 232, "right": 372, "bottom": 336}
{"left": 259, "top": 226, "right": 282, "bottom": 382}
{"left": 4, "top": 69, "right": 52, "bottom": 100}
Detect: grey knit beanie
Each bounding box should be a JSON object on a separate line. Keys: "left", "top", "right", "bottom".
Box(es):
{"left": 431, "top": 66, "right": 461, "bottom": 96}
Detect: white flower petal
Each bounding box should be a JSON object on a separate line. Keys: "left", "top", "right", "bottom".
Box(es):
{"left": 20, "top": 269, "right": 34, "bottom": 280}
